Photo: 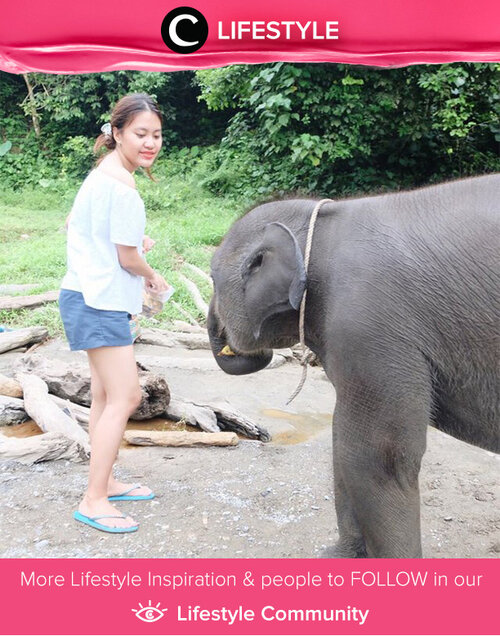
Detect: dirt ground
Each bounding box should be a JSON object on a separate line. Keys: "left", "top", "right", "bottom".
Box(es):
{"left": 0, "top": 337, "right": 498, "bottom": 558}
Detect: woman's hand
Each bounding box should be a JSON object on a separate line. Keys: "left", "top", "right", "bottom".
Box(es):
{"left": 142, "top": 235, "right": 156, "bottom": 253}
{"left": 145, "top": 271, "right": 168, "bottom": 294}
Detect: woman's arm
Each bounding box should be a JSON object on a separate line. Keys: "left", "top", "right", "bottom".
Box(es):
{"left": 116, "top": 245, "right": 167, "bottom": 292}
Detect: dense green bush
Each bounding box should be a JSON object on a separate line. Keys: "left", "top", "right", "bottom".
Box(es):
{"left": 58, "top": 136, "right": 95, "bottom": 179}
{"left": 0, "top": 64, "right": 498, "bottom": 196}
{"left": 196, "top": 62, "right": 500, "bottom": 198}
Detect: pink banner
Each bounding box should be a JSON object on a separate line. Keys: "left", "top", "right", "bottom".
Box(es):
{"left": 1, "top": 558, "right": 498, "bottom": 635}
{"left": 1, "top": 0, "right": 499, "bottom": 73}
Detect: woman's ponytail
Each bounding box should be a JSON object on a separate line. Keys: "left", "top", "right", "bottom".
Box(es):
{"left": 93, "top": 123, "right": 117, "bottom": 164}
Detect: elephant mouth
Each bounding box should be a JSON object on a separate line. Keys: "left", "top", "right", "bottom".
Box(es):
{"left": 221, "top": 325, "right": 296, "bottom": 356}
{"left": 207, "top": 300, "right": 273, "bottom": 375}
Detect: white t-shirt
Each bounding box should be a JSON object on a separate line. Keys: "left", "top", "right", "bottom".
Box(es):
{"left": 61, "top": 169, "right": 146, "bottom": 314}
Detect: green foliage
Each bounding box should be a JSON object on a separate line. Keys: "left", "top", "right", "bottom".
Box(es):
{"left": 58, "top": 136, "right": 95, "bottom": 179}
{"left": 196, "top": 66, "right": 258, "bottom": 110}
{"left": 0, "top": 133, "right": 60, "bottom": 187}
{"left": 0, "top": 64, "right": 498, "bottom": 198}
{"left": 0, "top": 73, "right": 27, "bottom": 140}
{"left": 196, "top": 62, "right": 500, "bottom": 197}
{"left": 0, "top": 70, "right": 230, "bottom": 188}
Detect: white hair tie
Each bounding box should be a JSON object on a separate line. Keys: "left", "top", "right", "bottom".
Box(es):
{"left": 100, "top": 122, "right": 112, "bottom": 137}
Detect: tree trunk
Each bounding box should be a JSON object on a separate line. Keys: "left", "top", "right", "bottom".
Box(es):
{"left": 22, "top": 74, "right": 41, "bottom": 138}
{"left": 50, "top": 396, "right": 90, "bottom": 429}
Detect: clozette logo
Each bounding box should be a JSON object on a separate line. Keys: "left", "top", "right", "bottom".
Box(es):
{"left": 132, "top": 601, "right": 168, "bottom": 623}
{"left": 161, "top": 7, "right": 209, "bottom": 53}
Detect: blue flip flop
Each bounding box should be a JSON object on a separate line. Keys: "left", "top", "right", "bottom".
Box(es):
{"left": 73, "top": 510, "right": 139, "bottom": 533}
{"left": 108, "top": 483, "right": 155, "bottom": 502}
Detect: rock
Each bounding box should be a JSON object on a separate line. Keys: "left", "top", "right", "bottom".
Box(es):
{"left": 473, "top": 489, "right": 494, "bottom": 502}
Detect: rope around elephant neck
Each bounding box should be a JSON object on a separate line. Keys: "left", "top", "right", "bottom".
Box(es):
{"left": 287, "top": 198, "right": 333, "bottom": 405}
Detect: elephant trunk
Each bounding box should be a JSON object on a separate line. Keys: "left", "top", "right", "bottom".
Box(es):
{"left": 207, "top": 299, "right": 273, "bottom": 375}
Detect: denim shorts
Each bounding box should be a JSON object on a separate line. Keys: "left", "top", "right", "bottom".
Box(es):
{"left": 59, "top": 289, "right": 133, "bottom": 351}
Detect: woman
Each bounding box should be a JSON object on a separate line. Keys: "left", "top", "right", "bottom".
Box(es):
{"left": 59, "top": 93, "right": 168, "bottom": 533}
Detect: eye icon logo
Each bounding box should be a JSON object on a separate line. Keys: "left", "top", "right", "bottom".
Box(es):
{"left": 132, "top": 601, "right": 168, "bottom": 623}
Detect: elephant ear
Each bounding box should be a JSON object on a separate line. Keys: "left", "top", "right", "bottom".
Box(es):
{"left": 240, "top": 222, "right": 306, "bottom": 339}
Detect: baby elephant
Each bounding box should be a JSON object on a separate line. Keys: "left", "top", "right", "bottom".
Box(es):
{"left": 207, "top": 174, "right": 499, "bottom": 558}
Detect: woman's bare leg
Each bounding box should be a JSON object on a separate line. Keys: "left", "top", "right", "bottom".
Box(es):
{"left": 78, "top": 345, "right": 142, "bottom": 529}
{"left": 87, "top": 355, "right": 152, "bottom": 499}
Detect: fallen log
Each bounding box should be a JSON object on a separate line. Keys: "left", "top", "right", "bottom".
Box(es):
{"left": 138, "top": 328, "right": 210, "bottom": 350}
{"left": 0, "top": 431, "right": 88, "bottom": 464}
{"left": 19, "top": 354, "right": 170, "bottom": 419}
{"left": 172, "top": 320, "right": 206, "bottom": 333}
{"left": 124, "top": 430, "right": 238, "bottom": 447}
{"left": 167, "top": 396, "right": 270, "bottom": 441}
{"left": 0, "top": 373, "right": 23, "bottom": 398}
{"left": 19, "top": 354, "right": 92, "bottom": 405}
{"left": 183, "top": 263, "right": 213, "bottom": 287}
{"left": 171, "top": 301, "right": 201, "bottom": 327}
{"left": 0, "top": 395, "right": 29, "bottom": 426}
{"left": 0, "top": 290, "right": 59, "bottom": 311}
{"left": 163, "top": 330, "right": 209, "bottom": 350}
{"left": 0, "top": 283, "right": 40, "bottom": 295}
{"left": 0, "top": 327, "right": 48, "bottom": 354}
{"left": 17, "top": 355, "right": 268, "bottom": 440}
{"left": 0, "top": 374, "right": 91, "bottom": 428}
{"left": 52, "top": 393, "right": 264, "bottom": 439}
{"left": 50, "top": 396, "right": 90, "bottom": 429}
{"left": 136, "top": 355, "right": 218, "bottom": 371}
{"left": 178, "top": 273, "right": 208, "bottom": 317}
{"left": 165, "top": 397, "right": 219, "bottom": 433}
{"left": 208, "top": 401, "right": 271, "bottom": 441}
{"left": 135, "top": 372, "right": 171, "bottom": 419}
{"left": 16, "top": 373, "right": 90, "bottom": 453}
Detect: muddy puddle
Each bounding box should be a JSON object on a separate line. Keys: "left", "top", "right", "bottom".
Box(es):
{"left": 2, "top": 420, "right": 43, "bottom": 438}
{"left": 122, "top": 418, "right": 199, "bottom": 447}
{"left": 262, "top": 409, "right": 332, "bottom": 445}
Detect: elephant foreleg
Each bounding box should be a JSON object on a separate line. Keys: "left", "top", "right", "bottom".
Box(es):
{"left": 329, "top": 371, "right": 430, "bottom": 558}
{"left": 327, "top": 459, "right": 368, "bottom": 558}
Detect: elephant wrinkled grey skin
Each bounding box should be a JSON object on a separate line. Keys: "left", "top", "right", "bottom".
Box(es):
{"left": 208, "top": 174, "right": 500, "bottom": 558}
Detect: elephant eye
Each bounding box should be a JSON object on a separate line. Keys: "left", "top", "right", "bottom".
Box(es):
{"left": 249, "top": 252, "right": 264, "bottom": 270}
